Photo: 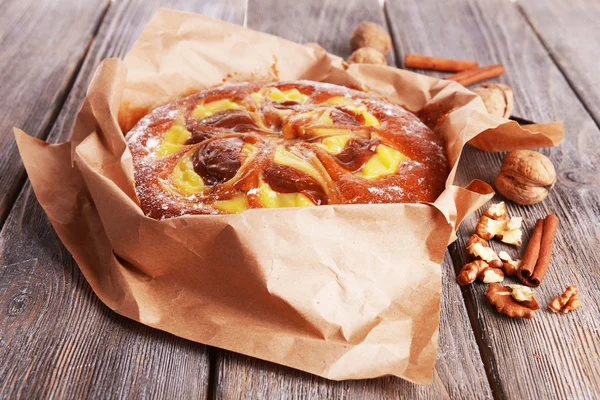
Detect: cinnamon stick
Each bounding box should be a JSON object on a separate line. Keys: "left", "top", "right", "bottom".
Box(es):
{"left": 518, "top": 218, "right": 544, "bottom": 283}
{"left": 518, "top": 215, "right": 559, "bottom": 287}
{"left": 446, "top": 64, "right": 505, "bottom": 86}
{"left": 530, "top": 214, "right": 559, "bottom": 286}
{"left": 404, "top": 54, "right": 479, "bottom": 72}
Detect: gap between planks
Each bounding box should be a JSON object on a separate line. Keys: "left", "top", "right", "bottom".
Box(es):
{"left": 0, "top": 1, "right": 111, "bottom": 231}
{"left": 207, "top": 347, "right": 219, "bottom": 400}
{"left": 210, "top": 1, "right": 489, "bottom": 399}
{"left": 515, "top": 2, "right": 600, "bottom": 132}
{"left": 0, "top": 0, "right": 499, "bottom": 396}
{"left": 7, "top": 0, "right": 592, "bottom": 396}
{"left": 447, "top": 241, "right": 504, "bottom": 400}
{"left": 381, "top": 1, "right": 501, "bottom": 397}
{"left": 382, "top": 0, "right": 597, "bottom": 399}
{"left": 0, "top": 1, "right": 245, "bottom": 397}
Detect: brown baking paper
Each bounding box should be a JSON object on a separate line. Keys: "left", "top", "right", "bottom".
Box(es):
{"left": 15, "top": 9, "right": 563, "bottom": 384}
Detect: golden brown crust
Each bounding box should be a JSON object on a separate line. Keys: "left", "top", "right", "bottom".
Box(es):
{"left": 125, "top": 80, "right": 448, "bottom": 219}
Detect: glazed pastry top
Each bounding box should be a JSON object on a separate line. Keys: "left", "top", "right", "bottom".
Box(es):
{"left": 125, "top": 80, "right": 448, "bottom": 219}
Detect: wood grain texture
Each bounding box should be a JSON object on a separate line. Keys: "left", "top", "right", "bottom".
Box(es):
{"left": 519, "top": 0, "right": 600, "bottom": 130}
{"left": 0, "top": 0, "right": 109, "bottom": 226}
{"left": 246, "top": 0, "right": 396, "bottom": 65}
{"left": 386, "top": 0, "right": 600, "bottom": 398}
{"left": 214, "top": 0, "right": 492, "bottom": 398}
{"left": 3, "top": 0, "right": 599, "bottom": 398}
{"left": 0, "top": 0, "right": 245, "bottom": 398}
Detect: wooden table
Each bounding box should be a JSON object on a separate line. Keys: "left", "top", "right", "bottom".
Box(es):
{"left": 1, "top": 0, "right": 599, "bottom": 398}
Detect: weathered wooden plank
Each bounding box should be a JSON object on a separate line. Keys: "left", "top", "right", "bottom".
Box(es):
{"left": 246, "top": 0, "right": 396, "bottom": 65}
{"left": 213, "top": 0, "right": 493, "bottom": 398}
{"left": 0, "top": 1, "right": 245, "bottom": 398}
{"left": 0, "top": 0, "right": 109, "bottom": 227}
{"left": 386, "top": 0, "right": 600, "bottom": 398}
{"left": 519, "top": 0, "right": 600, "bottom": 128}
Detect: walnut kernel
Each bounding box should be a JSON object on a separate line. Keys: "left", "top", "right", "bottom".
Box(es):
{"left": 549, "top": 286, "right": 580, "bottom": 313}
{"left": 486, "top": 283, "right": 538, "bottom": 319}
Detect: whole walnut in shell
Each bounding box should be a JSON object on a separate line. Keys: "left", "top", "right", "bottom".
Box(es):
{"left": 473, "top": 83, "right": 514, "bottom": 118}
{"left": 349, "top": 22, "right": 392, "bottom": 56}
{"left": 495, "top": 150, "right": 556, "bottom": 205}
{"left": 347, "top": 47, "right": 387, "bottom": 65}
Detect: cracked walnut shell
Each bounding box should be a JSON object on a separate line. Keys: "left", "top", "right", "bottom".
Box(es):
{"left": 495, "top": 150, "right": 557, "bottom": 205}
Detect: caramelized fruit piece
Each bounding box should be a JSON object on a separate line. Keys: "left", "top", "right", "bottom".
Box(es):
{"left": 282, "top": 109, "right": 334, "bottom": 139}
{"left": 329, "top": 108, "right": 361, "bottom": 126}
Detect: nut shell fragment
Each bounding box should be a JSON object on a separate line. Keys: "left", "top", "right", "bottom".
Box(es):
{"left": 468, "top": 242, "right": 500, "bottom": 263}
{"left": 467, "top": 234, "right": 487, "bottom": 248}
